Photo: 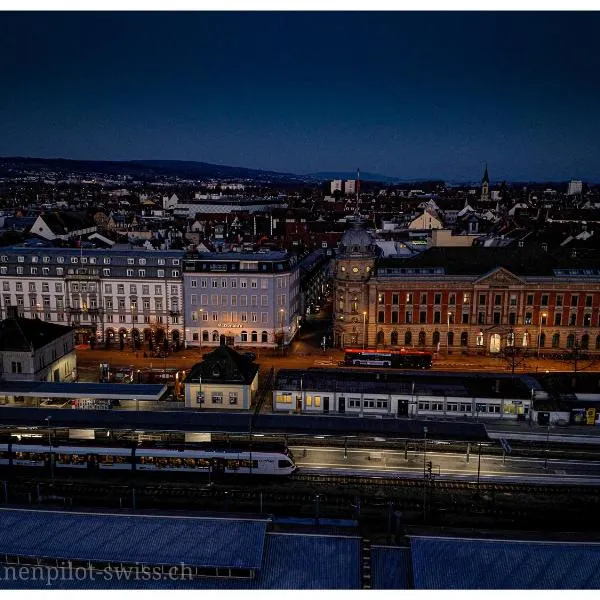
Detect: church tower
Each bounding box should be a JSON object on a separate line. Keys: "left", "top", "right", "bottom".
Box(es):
{"left": 481, "top": 163, "right": 490, "bottom": 202}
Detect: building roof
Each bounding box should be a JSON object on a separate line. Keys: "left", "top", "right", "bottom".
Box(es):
{"left": 185, "top": 345, "right": 259, "bottom": 385}
{"left": 338, "top": 217, "right": 377, "bottom": 257}
{"left": 410, "top": 536, "right": 600, "bottom": 589}
{"left": 0, "top": 317, "right": 72, "bottom": 352}
{"left": 275, "top": 368, "right": 539, "bottom": 400}
{"left": 0, "top": 508, "right": 267, "bottom": 569}
{"left": 482, "top": 164, "right": 490, "bottom": 184}
{"left": 0, "top": 381, "right": 167, "bottom": 400}
{"left": 33, "top": 211, "right": 95, "bottom": 235}
{"left": 0, "top": 509, "right": 361, "bottom": 589}
{"left": 376, "top": 245, "right": 600, "bottom": 278}
{"left": 371, "top": 546, "right": 413, "bottom": 589}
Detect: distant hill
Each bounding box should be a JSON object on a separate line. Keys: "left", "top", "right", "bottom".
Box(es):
{"left": 0, "top": 157, "right": 309, "bottom": 183}
{"left": 307, "top": 171, "right": 400, "bottom": 183}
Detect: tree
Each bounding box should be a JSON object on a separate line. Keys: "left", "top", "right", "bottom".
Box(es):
{"left": 501, "top": 345, "right": 529, "bottom": 374}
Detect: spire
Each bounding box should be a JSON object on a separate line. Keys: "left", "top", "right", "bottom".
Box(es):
{"left": 354, "top": 167, "right": 360, "bottom": 217}
{"left": 482, "top": 162, "right": 489, "bottom": 184}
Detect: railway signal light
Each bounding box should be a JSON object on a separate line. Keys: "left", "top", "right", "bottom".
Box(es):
{"left": 427, "top": 461, "right": 433, "bottom": 475}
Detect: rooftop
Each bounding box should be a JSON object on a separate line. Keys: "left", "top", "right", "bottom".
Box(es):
{"left": 0, "top": 317, "right": 73, "bottom": 352}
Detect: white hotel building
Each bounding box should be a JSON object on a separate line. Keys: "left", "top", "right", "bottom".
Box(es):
{"left": 183, "top": 251, "right": 300, "bottom": 348}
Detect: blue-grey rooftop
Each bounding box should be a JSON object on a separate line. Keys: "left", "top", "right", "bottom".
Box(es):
{"left": 410, "top": 536, "right": 600, "bottom": 589}
{"left": 187, "top": 251, "right": 288, "bottom": 261}
{"left": 0, "top": 510, "right": 360, "bottom": 589}
{"left": 0, "top": 509, "right": 268, "bottom": 570}
{"left": 0, "top": 382, "right": 166, "bottom": 400}
{"left": 371, "top": 546, "right": 412, "bottom": 589}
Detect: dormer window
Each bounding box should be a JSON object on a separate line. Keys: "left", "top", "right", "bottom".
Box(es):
{"left": 212, "top": 366, "right": 221, "bottom": 378}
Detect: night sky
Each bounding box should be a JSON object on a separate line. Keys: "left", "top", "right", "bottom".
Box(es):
{"left": 1, "top": 11, "right": 600, "bottom": 181}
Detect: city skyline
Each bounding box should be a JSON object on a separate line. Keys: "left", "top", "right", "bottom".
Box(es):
{"left": 1, "top": 11, "right": 600, "bottom": 181}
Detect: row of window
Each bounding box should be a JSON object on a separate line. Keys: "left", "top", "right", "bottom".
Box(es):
{"left": 191, "top": 311, "right": 269, "bottom": 323}
{"left": 192, "top": 330, "right": 270, "bottom": 343}
{"left": 0, "top": 266, "right": 179, "bottom": 278}
{"left": 417, "top": 402, "right": 524, "bottom": 414}
{"left": 374, "top": 309, "right": 599, "bottom": 327}
{"left": 374, "top": 292, "right": 595, "bottom": 308}
{"left": 190, "top": 278, "right": 286, "bottom": 289}
{"left": 190, "top": 294, "right": 281, "bottom": 307}
{"left": 196, "top": 391, "right": 239, "bottom": 405}
{"left": 370, "top": 329, "right": 600, "bottom": 350}
{"left": 4, "top": 255, "right": 180, "bottom": 266}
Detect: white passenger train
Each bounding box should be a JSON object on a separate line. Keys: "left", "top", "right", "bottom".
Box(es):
{"left": 0, "top": 442, "right": 297, "bottom": 476}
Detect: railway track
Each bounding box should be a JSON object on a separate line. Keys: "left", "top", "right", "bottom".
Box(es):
{"left": 2, "top": 469, "right": 599, "bottom": 534}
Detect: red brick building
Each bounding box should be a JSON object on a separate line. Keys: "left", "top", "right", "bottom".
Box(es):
{"left": 333, "top": 220, "right": 600, "bottom": 355}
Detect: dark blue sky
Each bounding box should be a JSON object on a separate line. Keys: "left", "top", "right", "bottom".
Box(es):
{"left": 1, "top": 11, "right": 600, "bottom": 181}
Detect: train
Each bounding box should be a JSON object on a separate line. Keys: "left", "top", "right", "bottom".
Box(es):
{"left": 0, "top": 441, "right": 297, "bottom": 476}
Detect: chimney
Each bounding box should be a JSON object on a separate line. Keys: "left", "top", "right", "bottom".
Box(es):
{"left": 6, "top": 306, "right": 18, "bottom": 320}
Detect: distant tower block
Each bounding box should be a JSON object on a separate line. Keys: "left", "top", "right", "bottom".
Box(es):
{"left": 481, "top": 163, "right": 490, "bottom": 201}
{"left": 567, "top": 180, "right": 583, "bottom": 196}
{"left": 330, "top": 179, "right": 343, "bottom": 194}
{"left": 344, "top": 180, "right": 356, "bottom": 195}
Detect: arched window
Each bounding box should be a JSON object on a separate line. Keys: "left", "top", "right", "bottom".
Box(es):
{"left": 447, "top": 331, "right": 454, "bottom": 346}
{"left": 212, "top": 330, "right": 219, "bottom": 342}
{"left": 552, "top": 333, "right": 560, "bottom": 348}
{"left": 432, "top": 330, "right": 440, "bottom": 346}
{"left": 251, "top": 331, "right": 258, "bottom": 343}
{"left": 539, "top": 332, "right": 546, "bottom": 348}
{"left": 261, "top": 331, "right": 268, "bottom": 343}
{"left": 522, "top": 332, "right": 530, "bottom": 347}
{"left": 202, "top": 331, "right": 209, "bottom": 342}
{"left": 418, "top": 331, "right": 426, "bottom": 346}
{"left": 241, "top": 331, "right": 248, "bottom": 342}
{"left": 405, "top": 331, "right": 412, "bottom": 346}
{"left": 581, "top": 334, "right": 589, "bottom": 350}
{"left": 390, "top": 331, "right": 399, "bottom": 346}
{"left": 460, "top": 332, "right": 468, "bottom": 347}
{"left": 567, "top": 334, "right": 575, "bottom": 348}
{"left": 376, "top": 330, "right": 384, "bottom": 345}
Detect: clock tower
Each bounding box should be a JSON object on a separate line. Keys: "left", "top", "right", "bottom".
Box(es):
{"left": 333, "top": 216, "right": 378, "bottom": 348}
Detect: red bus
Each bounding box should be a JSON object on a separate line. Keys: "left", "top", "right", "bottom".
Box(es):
{"left": 344, "top": 348, "right": 433, "bottom": 369}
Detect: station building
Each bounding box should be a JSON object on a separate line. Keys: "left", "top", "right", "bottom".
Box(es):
{"left": 333, "top": 217, "right": 600, "bottom": 355}
{"left": 183, "top": 250, "right": 300, "bottom": 348}
{"left": 273, "top": 368, "right": 537, "bottom": 420}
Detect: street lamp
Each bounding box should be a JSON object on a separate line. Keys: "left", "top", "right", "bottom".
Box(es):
{"left": 45, "top": 416, "right": 54, "bottom": 484}
{"left": 537, "top": 311, "right": 547, "bottom": 359}
{"left": 422, "top": 426, "right": 428, "bottom": 522}
{"left": 198, "top": 308, "right": 204, "bottom": 352}
{"left": 362, "top": 311, "right": 367, "bottom": 350}
{"left": 279, "top": 308, "right": 285, "bottom": 349}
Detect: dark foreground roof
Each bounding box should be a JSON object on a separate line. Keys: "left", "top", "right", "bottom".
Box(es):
{"left": 0, "top": 508, "right": 267, "bottom": 569}
{"left": 0, "top": 509, "right": 360, "bottom": 589}
{"left": 410, "top": 536, "right": 600, "bottom": 589}
{"left": 0, "top": 317, "right": 72, "bottom": 351}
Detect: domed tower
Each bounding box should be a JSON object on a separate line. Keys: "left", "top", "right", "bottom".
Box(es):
{"left": 333, "top": 216, "right": 378, "bottom": 348}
